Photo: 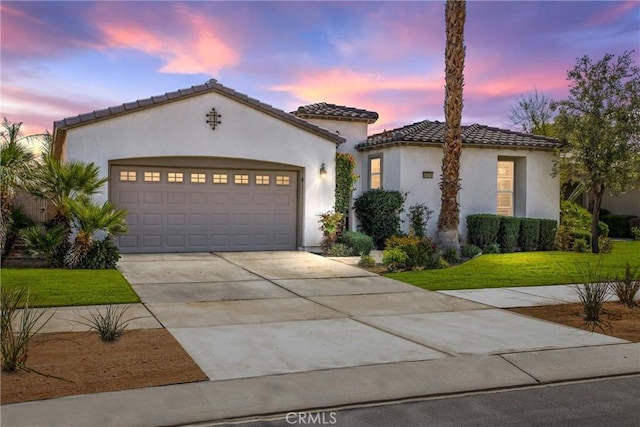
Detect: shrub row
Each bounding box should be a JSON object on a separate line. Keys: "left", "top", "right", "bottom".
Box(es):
{"left": 466, "top": 214, "right": 557, "bottom": 253}
{"left": 600, "top": 214, "right": 638, "bottom": 238}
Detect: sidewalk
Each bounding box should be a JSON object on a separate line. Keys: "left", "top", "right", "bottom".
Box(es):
{"left": 2, "top": 254, "right": 638, "bottom": 427}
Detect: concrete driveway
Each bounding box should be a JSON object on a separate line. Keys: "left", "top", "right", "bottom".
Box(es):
{"left": 118, "top": 252, "right": 630, "bottom": 382}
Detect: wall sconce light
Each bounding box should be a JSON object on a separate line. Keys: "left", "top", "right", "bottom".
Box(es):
{"left": 422, "top": 171, "right": 434, "bottom": 179}
{"left": 320, "top": 163, "right": 327, "bottom": 178}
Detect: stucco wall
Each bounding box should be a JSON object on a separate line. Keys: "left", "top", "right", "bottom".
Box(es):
{"left": 601, "top": 185, "right": 640, "bottom": 216}
{"left": 62, "top": 91, "right": 337, "bottom": 250}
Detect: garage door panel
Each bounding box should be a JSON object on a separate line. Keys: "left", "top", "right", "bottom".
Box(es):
{"left": 111, "top": 165, "right": 297, "bottom": 252}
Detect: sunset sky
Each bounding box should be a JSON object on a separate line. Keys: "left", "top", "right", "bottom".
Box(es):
{"left": 2, "top": 1, "right": 638, "bottom": 146}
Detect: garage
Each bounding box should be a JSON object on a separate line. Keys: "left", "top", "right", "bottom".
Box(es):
{"left": 110, "top": 162, "right": 298, "bottom": 253}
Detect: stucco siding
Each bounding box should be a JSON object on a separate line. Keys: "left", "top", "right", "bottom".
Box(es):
{"left": 63, "top": 91, "right": 336, "bottom": 249}
{"left": 602, "top": 185, "right": 640, "bottom": 216}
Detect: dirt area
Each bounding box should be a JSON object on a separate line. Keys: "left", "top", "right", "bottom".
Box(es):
{"left": 1, "top": 328, "right": 208, "bottom": 404}
{"left": 511, "top": 302, "right": 640, "bottom": 342}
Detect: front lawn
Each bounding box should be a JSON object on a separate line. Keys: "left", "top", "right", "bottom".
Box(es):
{"left": 387, "top": 241, "right": 640, "bottom": 291}
{"left": 0, "top": 269, "right": 140, "bottom": 307}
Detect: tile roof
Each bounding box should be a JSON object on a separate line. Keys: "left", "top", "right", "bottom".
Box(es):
{"left": 52, "top": 79, "right": 345, "bottom": 155}
{"left": 294, "top": 102, "right": 379, "bottom": 123}
{"left": 357, "top": 120, "right": 563, "bottom": 151}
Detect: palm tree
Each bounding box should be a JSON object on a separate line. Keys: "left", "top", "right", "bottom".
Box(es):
{"left": 63, "top": 196, "right": 128, "bottom": 268}
{"left": 437, "top": 0, "right": 466, "bottom": 250}
{"left": 0, "top": 118, "right": 35, "bottom": 255}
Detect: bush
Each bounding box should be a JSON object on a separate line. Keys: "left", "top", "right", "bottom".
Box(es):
{"left": 572, "top": 238, "right": 590, "bottom": 253}
{"left": 613, "top": 263, "right": 640, "bottom": 308}
{"left": 632, "top": 226, "right": 640, "bottom": 241}
{"left": 3, "top": 206, "right": 36, "bottom": 257}
{"left": 433, "top": 256, "right": 450, "bottom": 269}
{"left": 339, "top": 231, "right": 373, "bottom": 256}
{"left": 328, "top": 243, "right": 353, "bottom": 257}
{"left": 538, "top": 219, "right": 558, "bottom": 251}
{"left": 354, "top": 189, "right": 405, "bottom": 248}
{"left": 442, "top": 247, "right": 461, "bottom": 264}
{"left": 598, "top": 221, "right": 609, "bottom": 238}
{"left": 77, "top": 238, "right": 121, "bottom": 269}
{"left": 382, "top": 247, "right": 407, "bottom": 272}
{"left": 318, "top": 211, "right": 345, "bottom": 254}
{"left": 519, "top": 218, "right": 540, "bottom": 252}
{"left": 498, "top": 216, "right": 521, "bottom": 253}
{"left": 21, "top": 224, "right": 67, "bottom": 266}
{"left": 598, "top": 236, "right": 613, "bottom": 254}
{"left": 600, "top": 214, "right": 637, "bottom": 238}
{"left": 466, "top": 214, "right": 501, "bottom": 247}
{"left": 460, "top": 244, "right": 481, "bottom": 259}
{"left": 357, "top": 255, "right": 376, "bottom": 268}
{"left": 482, "top": 243, "right": 501, "bottom": 254}
{"left": 407, "top": 203, "right": 433, "bottom": 238}
{"left": 385, "top": 235, "right": 436, "bottom": 269}
{"left": 560, "top": 200, "right": 592, "bottom": 231}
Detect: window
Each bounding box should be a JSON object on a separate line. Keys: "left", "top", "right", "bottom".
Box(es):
{"left": 212, "top": 173, "right": 228, "bottom": 184}
{"left": 119, "top": 171, "right": 136, "bottom": 182}
{"left": 497, "top": 160, "right": 514, "bottom": 216}
{"left": 234, "top": 174, "right": 249, "bottom": 184}
{"left": 369, "top": 155, "right": 382, "bottom": 190}
{"left": 144, "top": 171, "right": 160, "bottom": 182}
{"left": 190, "top": 173, "right": 206, "bottom": 183}
{"left": 276, "top": 175, "right": 290, "bottom": 186}
{"left": 255, "top": 175, "right": 270, "bottom": 185}
{"left": 167, "top": 172, "right": 183, "bottom": 183}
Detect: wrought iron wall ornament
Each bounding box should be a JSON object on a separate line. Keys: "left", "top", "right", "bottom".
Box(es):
{"left": 206, "top": 108, "right": 222, "bottom": 130}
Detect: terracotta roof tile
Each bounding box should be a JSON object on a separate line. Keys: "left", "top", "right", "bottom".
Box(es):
{"left": 294, "top": 102, "right": 379, "bottom": 123}
{"left": 358, "top": 120, "right": 562, "bottom": 151}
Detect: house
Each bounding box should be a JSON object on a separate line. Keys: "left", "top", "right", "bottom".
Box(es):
{"left": 53, "top": 80, "right": 561, "bottom": 253}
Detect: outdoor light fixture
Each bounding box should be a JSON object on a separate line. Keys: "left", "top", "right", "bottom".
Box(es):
{"left": 320, "top": 163, "right": 327, "bottom": 178}
{"left": 206, "top": 108, "right": 222, "bottom": 130}
{"left": 422, "top": 171, "right": 434, "bottom": 179}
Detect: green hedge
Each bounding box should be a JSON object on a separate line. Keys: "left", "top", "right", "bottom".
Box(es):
{"left": 498, "top": 216, "right": 521, "bottom": 253}
{"left": 600, "top": 214, "right": 637, "bottom": 238}
{"left": 339, "top": 231, "right": 373, "bottom": 256}
{"left": 466, "top": 214, "right": 501, "bottom": 247}
{"left": 538, "top": 219, "right": 558, "bottom": 251}
{"left": 354, "top": 189, "right": 405, "bottom": 248}
{"left": 519, "top": 218, "right": 540, "bottom": 252}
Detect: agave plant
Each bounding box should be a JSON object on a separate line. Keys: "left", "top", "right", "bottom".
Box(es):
{"left": 64, "top": 196, "right": 128, "bottom": 268}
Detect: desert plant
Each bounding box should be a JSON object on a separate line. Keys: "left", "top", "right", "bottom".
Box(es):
{"left": 612, "top": 263, "right": 640, "bottom": 308}
{"left": 407, "top": 203, "right": 433, "bottom": 238}
{"left": 1, "top": 287, "right": 53, "bottom": 372}
{"left": 442, "top": 247, "right": 461, "bottom": 264}
{"left": 318, "top": 210, "right": 344, "bottom": 254}
{"left": 328, "top": 243, "right": 353, "bottom": 257}
{"left": 357, "top": 254, "right": 376, "bottom": 268}
{"left": 76, "top": 305, "right": 138, "bottom": 342}
{"left": 382, "top": 247, "right": 407, "bottom": 272}
{"left": 571, "top": 260, "right": 612, "bottom": 332}
{"left": 481, "top": 243, "right": 501, "bottom": 254}
{"left": 339, "top": 230, "right": 373, "bottom": 256}
{"left": 460, "top": 244, "right": 481, "bottom": 259}
{"left": 354, "top": 189, "right": 405, "bottom": 248}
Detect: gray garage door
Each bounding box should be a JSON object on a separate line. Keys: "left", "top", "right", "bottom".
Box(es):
{"left": 110, "top": 165, "right": 297, "bottom": 253}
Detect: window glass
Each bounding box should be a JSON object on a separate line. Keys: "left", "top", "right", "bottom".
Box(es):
{"left": 190, "top": 173, "right": 206, "bottom": 183}
{"left": 167, "top": 172, "right": 183, "bottom": 183}
{"left": 256, "top": 175, "right": 270, "bottom": 185}
{"left": 276, "top": 176, "right": 290, "bottom": 186}
{"left": 369, "top": 157, "right": 382, "bottom": 190}
{"left": 144, "top": 171, "right": 160, "bottom": 182}
{"left": 119, "top": 171, "right": 136, "bottom": 182}
{"left": 212, "top": 173, "right": 228, "bottom": 184}
{"left": 234, "top": 174, "right": 249, "bottom": 184}
{"left": 497, "top": 160, "right": 514, "bottom": 216}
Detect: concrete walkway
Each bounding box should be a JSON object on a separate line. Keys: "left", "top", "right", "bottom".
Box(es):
{"left": 2, "top": 252, "right": 638, "bottom": 427}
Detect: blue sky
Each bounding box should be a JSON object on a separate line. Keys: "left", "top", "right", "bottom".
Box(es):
{"left": 2, "top": 1, "right": 638, "bottom": 140}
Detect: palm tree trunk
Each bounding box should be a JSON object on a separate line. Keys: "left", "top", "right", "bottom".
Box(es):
{"left": 437, "top": 0, "right": 466, "bottom": 250}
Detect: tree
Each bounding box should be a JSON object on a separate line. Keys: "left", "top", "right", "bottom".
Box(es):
{"left": 509, "top": 88, "right": 555, "bottom": 136}
{"left": 437, "top": 0, "right": 466, "bottom": 250}
{"left": 553, "top": 51, "right": 640, "bottom": 253}
{"left": 0, "top": 118, "right": 35, "bottom": 255}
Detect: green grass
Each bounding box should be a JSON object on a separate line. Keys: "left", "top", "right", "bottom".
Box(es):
{"left": 387, "top": 241, "right": 640, "bottom": 291}
{"left": 0, "top": 269, "right": 140, "bottom": 307}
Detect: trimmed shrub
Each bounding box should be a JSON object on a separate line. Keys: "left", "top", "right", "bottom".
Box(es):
{"left": 354, "top": 189, "right": 405, "bottom": 248}
{"left": 328, "top": 243, "right": 353, "bottom": 257}
{"left": 339, "top": 231, "right": 373, "bottom": 256}
{"left": 466, "top": 214, "right": 501, "bottom": 247}
{"left": 357, "top": 255, "right": 376, "bottom": 268}
{"left": 460, "top": 244, "right": 481, "bottom": 259}
{"left": 538, "top": 219, "right": 557, "bottom": 251}
{"left": 572, "top": 238, "right": 590, "bottom": 253}
{"left": 598, "top": 236, "right": 613, "bottom": 254}
{"left": 318, "top": 211, "right": 345, "bottom": 254}
{"left": 407, "top": 203, "right": 433, "bottom": 238}
{"left": 598, "top": 221, "right": 609, "bottom": 238}
{"left": 600, "top": 214, "right": 637, "bottom": 238}
{"left": 442, "top": 248, "right": 461, "bottom": 264}
{"left": 382, "top": 248, "right": 407, "bottom": 272}
{"left": 385, "top": 235, "right": 436, "bottom": 269}
{"left": 482, "top": 243, "right": 501, "bottom": 254}
{"left": 77, "top": 238, "right": 121, "bottom": 269}
{"left": 519, "top": 218, "right": 540, "bottom": 252}
{"left": 498, "top": 216, "right": 521, "bottom": 253}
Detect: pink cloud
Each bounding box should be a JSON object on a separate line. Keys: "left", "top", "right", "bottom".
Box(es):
{"left": 94, "top": 3, "right": 239, "bottom": 75}
{"left": 585, "top": 1, "right": 639, "bottom": 27}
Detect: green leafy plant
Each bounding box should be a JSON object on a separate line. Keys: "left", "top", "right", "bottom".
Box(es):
{"left": 354, "top": 189, "right": 405, "bottom": 248}
{"left": 571, "top": 260, "right": 612, "bottom": 332}
{"left": 631, "top": 226, "right": 640, "bottom": 241}
{"left": 498, "top": 216, "right": 521, "bottom": 253}
{"left": 481, "top": 243, "right": 501, "bottom": 254}
{"left": 328, "top": 242, "right": 353, "bottom": 257}
{"left": 77, "top": 238, "right": 121, "bottom": 269}
{"left": 572, "top": 238, "right": 590, "bottom": 253}
{"left": 335, "top": 153, "right": 359, "bottom": 220}
{"left": 597, "top": 236, "right": 613, "bottom": 254}
{"left": 339, "top": 231, "right": 373, "bottom": 256}
{"left": 21, "top": 224, "right": 67, "bottom": 266}
{"left": 466, "top": 214, "right": 501, "bottom": 247}
{"left": 407, "top": 203, "right": 433, "bottom": 238}
{"left": 460, "top": 244, "right": 481, "bottom": 259}
{"left": 318, "top": 210, "right": 345, "bottom": 254}
{"left": 76, "top": 305, "right": 140, "bottom": 342}
{"left": 1, "top": 287, "right": 53, "bottom": 372}
{"left": 518, "top": 218, "right": 540, "bottom": 252}
{"left": 382, "top": 247, "right": 407, "bottom": 272}
{"left": 385, "top": 234, "right": 436, "bottom": 269}
{"left": 612, "top": 263, "right": 640, "bottom": 308}
{"left": 442, "top": 247, "right": 461, "bottom": 264}
{"left": 357, "top": 254, "right": 376, "bottom": 268}
{"left": 538, "top": 219, "right": 558, "bottom": 251}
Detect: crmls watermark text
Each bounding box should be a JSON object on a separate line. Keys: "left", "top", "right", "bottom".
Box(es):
{"left": 286, "top": 411, "right": 338, "bottom": 425}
